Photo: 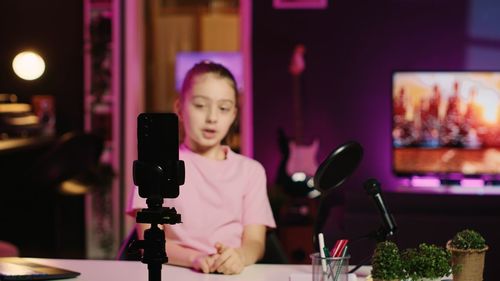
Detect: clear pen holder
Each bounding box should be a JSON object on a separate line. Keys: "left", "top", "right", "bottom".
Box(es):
{"left": 310, "top": 252, "right": 350, "bottom": 281}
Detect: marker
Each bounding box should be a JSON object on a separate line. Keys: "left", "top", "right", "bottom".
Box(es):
{"left": 323, "top": 246, "right": 331, "bottom": 258}
{"left": 330, "top": 239, "right": 348, "bottom": 257}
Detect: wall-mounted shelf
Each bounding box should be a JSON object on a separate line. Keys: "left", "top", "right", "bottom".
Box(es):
{"left": 83, "top": 0, "right": 122, "bottom": 259}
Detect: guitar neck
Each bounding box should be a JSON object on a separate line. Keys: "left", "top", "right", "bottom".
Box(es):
{"left": 292, "top": 75, "right": 304, "bottom": 144}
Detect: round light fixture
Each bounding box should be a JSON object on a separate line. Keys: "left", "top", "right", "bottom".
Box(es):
{"left": 12, "top": 51, "right": 46, "bottom": 80}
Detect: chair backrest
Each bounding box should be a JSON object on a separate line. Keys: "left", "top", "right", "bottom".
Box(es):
{"left": 0, "top": 241, "right": 19, "bottom": 257}
{"left": 259, "top": 231, "right": 289, "bottom": 264}
{"left": 28, "top": 131, "right": 104, "bottom": 191}
{"left": 116, "top": 230, "right": 141, "bottom": 261}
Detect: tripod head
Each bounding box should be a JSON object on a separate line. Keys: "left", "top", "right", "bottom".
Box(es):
{"left": 133, "top": 158, "right": 184, "bottom": 225}
{"left": 132, "top": 158, "right": 184, "bottom": 265}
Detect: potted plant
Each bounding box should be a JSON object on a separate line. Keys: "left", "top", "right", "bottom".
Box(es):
{"left": 371, "top": 241, "right": 405, "bottom": 281}
{"left": 446, "top": 229, "right": 488, "bottom": 281}
{"left": 401, "top": 243, "right": 451, "bottom": 281}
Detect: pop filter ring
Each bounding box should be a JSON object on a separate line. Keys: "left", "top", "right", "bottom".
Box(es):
{"left": 312, "top": 141, "right": 363, "bottom": 250}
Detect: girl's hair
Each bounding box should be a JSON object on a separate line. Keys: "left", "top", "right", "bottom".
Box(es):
{"left": 178, "top": 60, "right": 240, "bottom": 148}
{"left": 180, "top": 60, "right": 238, "bottom": 103}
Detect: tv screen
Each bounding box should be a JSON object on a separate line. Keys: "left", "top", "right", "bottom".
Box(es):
{"left": 392, "top": 71, "right": 500, "bottom": 176}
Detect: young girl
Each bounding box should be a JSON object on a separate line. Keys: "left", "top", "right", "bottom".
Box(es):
{"left": 128, "top": 61, "right": 276, "bottom": 274}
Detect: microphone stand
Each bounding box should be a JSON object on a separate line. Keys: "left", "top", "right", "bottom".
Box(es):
{"left": 347, "top": 225, "right": 394, "bottom": 273}
{"left": 312, "top": 194, "right": 328, "bottom": 251}
{"left": 312, "top": 188, "right": 396, "bottom": 274}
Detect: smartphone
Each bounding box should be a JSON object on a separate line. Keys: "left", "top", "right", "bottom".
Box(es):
{"left": 136, "top": 113, "right": 181, "bottom": 198}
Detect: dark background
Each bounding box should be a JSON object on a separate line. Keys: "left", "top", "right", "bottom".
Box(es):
{"left": 0, "top": 0, "right": 84, "bottom": 134}
{"left": 0, "top": 0, "right": 84, "bottom": 258}
{"left": 0, "top": 0, "right": 499, "bottom": 279}
{"left": 253, "top": 0, "right": 469, "bottom": 192}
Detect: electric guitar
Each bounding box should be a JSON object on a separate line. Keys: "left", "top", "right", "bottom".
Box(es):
{"left": 277, "top": 44, "right": 320, "bottom": 197}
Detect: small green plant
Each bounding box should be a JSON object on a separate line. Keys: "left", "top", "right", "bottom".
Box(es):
{"left": 401, "top": 243, "right": 451, "bottom": 281}
{"left": 449, "top": 229, "right": 486, "bottom": 250}
{"left": 447, "top": 229, "right": 488, "bottom": 280}
{"left": 371, "top": 241, "right": 405, "bottom": 280}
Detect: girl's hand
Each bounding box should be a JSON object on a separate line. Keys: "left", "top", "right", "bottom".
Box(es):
{"left": 192, "top": 253, "right": 220, "bottom": 273}
{"left": 210, "top": 242, "right": 246, "bottom": 275}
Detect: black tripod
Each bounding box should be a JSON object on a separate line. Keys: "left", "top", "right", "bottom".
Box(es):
{"left": 130, "top": 112, "right": 185, "bottom": 281}
{"left": 131, "top": 159, "right": 184, "bottom": 281}
{"left": 132, "top": 198, "right": 181, "bottom": 281}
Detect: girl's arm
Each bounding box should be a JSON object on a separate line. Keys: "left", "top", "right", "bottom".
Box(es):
{"left": 136, "top": 223, "right": 219, "bottom": 273}
{"left": 238, "top": 224, "right": 267, "bottom": 264}
{"left": 210, "top": 224, "right": 267, "bottom": 274}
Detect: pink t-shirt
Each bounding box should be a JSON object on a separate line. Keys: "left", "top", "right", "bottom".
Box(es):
{"left": 128, "top": 145, "right": 276, "bottom": 255}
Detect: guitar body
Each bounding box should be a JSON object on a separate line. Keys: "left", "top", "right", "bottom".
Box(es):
{"left": 286, "top": 139, "right": 320, "bottom": 177}
{"left": 277, "top": 130, "right": 318, "bottom": 197}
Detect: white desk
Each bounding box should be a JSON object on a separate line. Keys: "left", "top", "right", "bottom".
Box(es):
{"left": 24, "top": 258, "right": 372, "bottom": 281}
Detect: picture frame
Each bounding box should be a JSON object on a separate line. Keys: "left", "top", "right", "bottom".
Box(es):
{"left": 31, "top": 95, "right": 56, "bottom": 136}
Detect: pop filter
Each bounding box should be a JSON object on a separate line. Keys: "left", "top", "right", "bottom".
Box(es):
{"left": 314, "top": 141, "right": 363, "bottom": 193}
{"left": 312, "top": 141, "right": 363, "bottom": 252}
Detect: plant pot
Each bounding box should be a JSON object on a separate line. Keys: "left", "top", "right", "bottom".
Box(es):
{"left": 446, "top": 241, "right": 488, "bottom": 281}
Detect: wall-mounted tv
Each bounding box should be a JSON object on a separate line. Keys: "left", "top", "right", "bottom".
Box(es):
{"left": 392, "top": 71, "right": 500, "bottom": 177}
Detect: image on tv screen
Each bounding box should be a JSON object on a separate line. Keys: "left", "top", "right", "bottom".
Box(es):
{"left": 392, "top": 71, "right": 500, "bottom": 176}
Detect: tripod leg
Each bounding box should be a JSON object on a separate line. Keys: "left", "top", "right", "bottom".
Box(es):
{"left": 148, "top": 263, "right": 162, "bottom": 281}
{"left": 141, "top": 224, "right": 167, "bottom": 281}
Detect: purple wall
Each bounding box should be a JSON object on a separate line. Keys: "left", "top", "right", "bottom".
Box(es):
{"left": 253, "top": 2, "right": 500, "bottom": 279}
{"left": 253, "top": 0, "right": 467, "bottom": 191}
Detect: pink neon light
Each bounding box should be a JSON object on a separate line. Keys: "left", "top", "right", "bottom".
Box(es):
{"left": 460, "top": 178, "right": 485, "bottom": 187}
{"left": 241, "top": 0, "right": 253, "bottom": 157}
{"left": 273, "top": 0, "right": 328, "bottom": 9}
{"left": 410, "top": 177, "right": 441, "bottom": 187}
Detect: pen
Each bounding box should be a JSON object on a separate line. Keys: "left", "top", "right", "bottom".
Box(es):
{"left": 318, "top": 233, "right": 328, "bottom": 273}
{"left": 333, "top": 245, "right": 349, "bottom": 281}
{"left": 323, "top": 246, "right": 336, "bottom": 280}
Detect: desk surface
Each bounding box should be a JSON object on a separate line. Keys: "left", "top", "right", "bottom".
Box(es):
{"left": 24, "top": 258, "right": 372, "bottom": 281}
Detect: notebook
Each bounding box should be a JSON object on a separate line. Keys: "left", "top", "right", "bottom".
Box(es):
{"left": 0, "top": 258, "right": 80, "bottom": 281}
{"left": 288, "top": 272, "right": 359, "bottom": 281}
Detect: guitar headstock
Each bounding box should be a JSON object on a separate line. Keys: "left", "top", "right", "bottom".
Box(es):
{"left": 289, "top": 44, "right": 306, "bottom": 76}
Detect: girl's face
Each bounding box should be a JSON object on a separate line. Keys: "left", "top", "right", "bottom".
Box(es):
{"left": 178, "top": 73, "right": 237, "bottom": 155}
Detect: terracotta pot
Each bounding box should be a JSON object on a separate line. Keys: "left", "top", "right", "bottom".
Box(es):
{"left": 446, "top": 241, "right": 488, "bottom": 281}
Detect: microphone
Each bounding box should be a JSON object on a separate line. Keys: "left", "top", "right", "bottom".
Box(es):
{"left": 363, "top": 178, "right": 397, "bottom": 237}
